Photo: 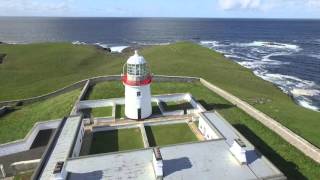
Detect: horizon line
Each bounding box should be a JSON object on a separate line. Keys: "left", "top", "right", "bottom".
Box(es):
{"left": 0, "top": 15, "right": 320, "bottom": 20}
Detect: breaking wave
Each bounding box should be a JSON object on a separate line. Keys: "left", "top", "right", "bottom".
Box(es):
{"left": 200, "top": 40, "right": 320, "bottom": 111}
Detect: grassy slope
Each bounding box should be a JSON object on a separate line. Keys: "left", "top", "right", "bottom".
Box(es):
{"left": 87, "top": 81, "right": 320, "bottom": 179}
{"left": 0, "top": 43, "right": 125, "bottom": 101}
{"left": 0, "top": 89, "right": 80, "bottom": 144}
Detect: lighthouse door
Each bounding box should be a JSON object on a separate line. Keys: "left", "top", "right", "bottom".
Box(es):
{"left": 138, "top": 108, "right": 141, "bottom": 120}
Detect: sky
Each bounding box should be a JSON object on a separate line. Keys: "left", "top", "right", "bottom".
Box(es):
{"left": 0, "top": 0, "right": 320, "bottom": 19}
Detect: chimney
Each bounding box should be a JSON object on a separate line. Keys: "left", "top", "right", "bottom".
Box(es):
{"left": 229, "top": 138, "right": 247, "bottom": 164}
{"left": 152, "top": 147, "right": 163, "bottom": 180}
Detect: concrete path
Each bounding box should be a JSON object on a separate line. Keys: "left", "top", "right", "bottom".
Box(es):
{"left": 187, "top": 121, "right": 205, "bottom": 141}
{"left": 139, "top": 125, "right": 150, "bottom": 148}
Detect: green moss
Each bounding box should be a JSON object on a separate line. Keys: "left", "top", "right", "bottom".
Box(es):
{"left": 146, "top": 123, "right": 198, "bottom": 146}
{"left": 0, "top": 89, "right": 80, "bottom": 144}
{"left": 89, "top": 128, "right": 143, "bottom": 154}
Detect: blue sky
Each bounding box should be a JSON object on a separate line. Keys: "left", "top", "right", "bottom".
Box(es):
{"left": 0, "top": 0, "right": 320, "bottom": 18}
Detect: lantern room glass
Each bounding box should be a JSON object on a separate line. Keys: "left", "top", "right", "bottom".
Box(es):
{"left": 127, "top": 63, "right": 149, "bottom": 76}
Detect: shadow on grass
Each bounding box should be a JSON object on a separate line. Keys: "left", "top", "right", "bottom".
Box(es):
{"left": 198, "top": 100, "right": 235, "bottom": 111}
{"left": 115, "top": 105, "right": 125, "bottom": 119}
{"left": 82, "top": 85, "right": 94, "bottom": 100}
{"left": 89, "top": 130, "right": 119, "bottom": 154}
{"left": 81, "top": 108, "right": 92, "bottom": 118}
{"left": 0, "top": 106, "right": 17, "bottom": 118}
{"left": 152, "top": 105, "right": 162, "bottom": 115}
{"left": 145, "top": 126, "right": 157, "bottom": 147}
{"left": 233, "top": 124, "right": 307, "bottom": 180}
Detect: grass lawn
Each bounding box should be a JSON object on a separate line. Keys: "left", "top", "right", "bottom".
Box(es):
{"left": 89, "top": 128, "right": 143, "bottom": 154}
{"left": 91, "top": 106, "right": 113, "bottom": 117}
{"left": 13, "top": 171, "right": 33, "bottom": 180}
{"left": 0, "top": 89, "right": 80, "bottom": 144}
{"left": 145, "top": 123, "right": 198, "bottom": 146}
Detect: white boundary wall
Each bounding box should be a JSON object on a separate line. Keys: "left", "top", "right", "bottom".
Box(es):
{"left": 0, "top": 119, "right": 61, "bottom": 157}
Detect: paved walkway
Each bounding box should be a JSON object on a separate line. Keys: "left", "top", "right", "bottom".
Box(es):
{"left": 187, "top": 121, "right": 205, "bottom": 141}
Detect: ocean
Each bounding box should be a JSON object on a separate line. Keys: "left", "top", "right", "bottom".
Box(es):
{"left": 0, "top": 17, "right": 319, "bottom": 111}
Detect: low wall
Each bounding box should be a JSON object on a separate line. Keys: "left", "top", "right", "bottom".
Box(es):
{"left": 199, "top": 78, "right": 320, "bottom": 163}
{"left": 0, "top": 75, "right": 199, "bottom": 107}
{"left": 0, "top": 80, "right": 87, "bottom": 107}
{"left": 0, "top": 119, "right": 61, "bottom": 157}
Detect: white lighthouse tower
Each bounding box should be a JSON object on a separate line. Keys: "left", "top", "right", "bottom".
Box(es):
{"left": 122, "top": 50, "right": 152, "bottom": 120}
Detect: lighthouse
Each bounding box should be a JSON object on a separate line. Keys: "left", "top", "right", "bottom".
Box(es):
{"left": 122, "top": 50, "right": 152, "bottom": 120}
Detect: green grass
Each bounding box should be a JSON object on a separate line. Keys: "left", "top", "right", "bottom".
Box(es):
{"left": 13, "top": 171, "right": 33, "bottom": 180}
{"left": 145, "top": 123, "right": 198, "bottom": 146}
{"left": 0, "top": 89, "right": 80, "bottom": 144}
{"left": 89, "top": 128, "right": 143, "bottom": 154}
{"left": 82, "top": 81, "right": 320, "bottom": 179}
{"left": 91, "top": 106, "right": 113, "bottom": 117}
{"left": 152, "top": 102, "right": 162, "bottom": 115}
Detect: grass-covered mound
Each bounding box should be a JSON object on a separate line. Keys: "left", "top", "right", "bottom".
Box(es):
{"left": 0, "top": 43, "right": 126, "bottom": 101}
{"left": 0, "top": 89, "right": 80, "bottom": 144}
{"left": 83, "top": 81, "right": 320, "bottom": 180}
{"left": 89, "top": 128, "right": 143, "bottom": 154}
{"left": 145, "top": 123, "right": 198, "bottom": 146}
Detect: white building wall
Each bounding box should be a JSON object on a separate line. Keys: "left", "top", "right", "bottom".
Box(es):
{"left": 70, "top": 121, "right": 84, "bottom": 158}
{"left": 198, "top": 116, "right": 220, "bottom": 140}
{"left": 125, "top": 84, "right": 152, "bottom": 119}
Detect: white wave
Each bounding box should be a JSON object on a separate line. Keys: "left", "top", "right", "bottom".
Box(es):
{"left": 308, "top": 54, "right": 320, "bottom": 59}
{"left": 110, "top": 46, "right": 129, "bottom": 53}
{"left": 297, "top": 99, "right": 319, "bottom": 111}
{"left": 231, "top": 41, "right": 301, "bottom": 51}
{"left": 72, "top": 41, "right": 87, "bottom": 45}
{"left": 200, "top": 40, "right": 220, "bottom": 46}
{"left": 132, "top": 41, "right": 171, "bottom": 46}
{"left": 291, "top": 88, "right": 320, "bottom": 97}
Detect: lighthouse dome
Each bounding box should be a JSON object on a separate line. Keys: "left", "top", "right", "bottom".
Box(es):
{"left": 127, "top": 50, "right": 146, "bottom": 64}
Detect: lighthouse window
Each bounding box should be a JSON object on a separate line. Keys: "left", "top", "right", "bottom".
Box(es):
{"left": 137, "top": 92, "right": 141, "bottom": 96}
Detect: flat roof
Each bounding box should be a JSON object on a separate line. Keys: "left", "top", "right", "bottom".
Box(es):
{"left": 66, "top": 139, "right": 284, "bottom": 180}
{"left": 66, "top": 149, "right": 155, "bottom": 180}
{"left": 40, "top": 116, "right": 82, "bottom": 179}
{"left": 64, "top": 112, "right": 285, "bottom": 180}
